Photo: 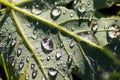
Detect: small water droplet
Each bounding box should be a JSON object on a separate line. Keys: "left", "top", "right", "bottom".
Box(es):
{"left": 71, "top": 27, "right": 74, "bottom": 31}
{"left": 26, "top": 56, "right": 30, "bottom": 63}
{"left": 63, "top": 11, "right": 66, "bottom": 14}
{"left": 11, "top": 38, "right": 17, "bottom": 46}
{"left": 87, "top": 1, "right": 90, "bottom": 5}
{"left": 33, "top": 29, "right": 37, "bottom": 35}
{"left": 55, "top": 51, "right": 62, "bottom": 60}
{"left": 56, "top": 43, "right": 59, "bottom": 49}
{"left": 25, "top": 74, "right": 29, "bottom": 80}
{"left": 32, "top": 69, "right": 38, "bottom": 79}
{"left": 88, "top": 57, "right": 97, "bottom": 70}
{"left": 40, "top": 58, "right": 44, "bottom": 62}
{"left": 31, "top": 63, "right": 35, "bottom": 69}
{"left": 8, "top": 33, "right": 12, "bottom": 39}
{"left": 91, "top": 22, "right": 98, "bottom": 33}
{"left": 69, "top": 41, "right": 75, "bottom": 48}
{"left": 78, "top": 4, "right": 86, "bottom": 13}
{"left": 57, "top": 62, "right": 60, "bottom": 66}
{"left": 68, "top": 55, "right": 73, "bottom": 64}
{"left": 11, "top": 57, "right": 16, "bottom": 67}
{"left": 31, "top": 6, "right": 42, "bottom": 15}
{"left": 21, "top": 56, "right": 24, "bottom": 61}
{"left": 48, "top": 68, "right": 58, "bottom": 76}
{"left": 41, "top": 38, "right": 54, "bottom": 52}
{"left": 17, "top": 48, "right": 22, "bottom": 56}
{"left": 70, "top": 13, "right": 74, "bottom": 17}
{"left": 18, "top": 61, "right": 24, "bottom": 70}
{"left": 60, "top": 43, "right": 63, "bottom": 48}
{"left": 47, "top": 56, "right": 51, "bottom": 61}
{"left": 0, "top": 44, "right": 6, "bottom": 53}
{"left": 51, "top": 7, "right": 61, "bottom": 19}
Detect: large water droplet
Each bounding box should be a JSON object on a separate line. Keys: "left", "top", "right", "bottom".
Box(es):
{"left": 31, "top": 6, "right": 42, "bottom": 15}
{"left": 51, "top": 7, "right": 61, "bottom": 19}
{"left": 32, "top": 69, "right": 38, "bottom": 79}
{"left": 108, "top": 24, "right": 120, "bottom": 39}
{"left": 17, "top": 48, "right": 22, "bottom": 56}
{"left": 48, "top": 68, "right": 58, "bottom": 76}
{"left": 18, "top": 61, "right": 24, "bottom": 70}
{"left": 41, "top": 38, "right": 54, "bottom": 52}
{"left": 55, "top": 51, "right": 62, "bottom": 60}
{"left": 78, "top": 4, "right": 86, "bottom": 13}
{"left": 31, "top": 63, "right": 35, "bottom": 69}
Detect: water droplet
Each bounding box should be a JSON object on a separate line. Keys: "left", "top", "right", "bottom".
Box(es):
{"left": 31, "top": 6, "right": 42, "bottom": 15}
{"left": 26, "top": 56, "right": 30, "bottom": 63}
{"left": 25, "top": 74, "right": 29, "bottom": 80}
{"left": 69, "top": 41, "right": 75, "bottom": 48}
{"left": 57, "top": 62, "right": 60, "bottom": 66}
{"left": 87, "top": 1, "right": 90, "bottom": 5}
{"left": 11, "top": 57, "right": 16, "bottom": 67}
{"left": 31, "top": 63, "right": 35, "bottom": 69}
{"left": 11, "top": 38, "right": 17, "bottom": 46}
{"left": 51, "top": 7, "right": 61, "bottom": 19}
{"left": 63, "top": 11, "right": 66, "bottom": 14}
{"left": 32, "top": 69, "right": 38, "bottom": 79}
{"left": 108, "top": 24, "right": 120, "bottom": 39}
{"left": 71, "top": 27, "right": 74, "bottom": 31}
{"left": 60, "top": 43, "right": 63, "bottom": 48}
{"left": 78, "top": 4, "right": 86, "bottom": 13}
{"left": 33, "top": 29, "right": 37, "bottom": 35}
{"left": 55, "top": 51, "right": 62, "bottom": 60}
{"left": 40, "top": 58, "right": 44, "bottom": 62}
{"left": 0, "top": 44, "right": 6, "bottom": 53}
{"left": 91, "top": 22, "right": 98, "bottom": 33}
{"left": 68, "top": 55, "right": 73, "bottom": 64}
{"left": 17, "top": 48, "right": 22, "bottom": 56}
{"left": 42, "top": 76, "right": 46, "bottom": 80}
{"left": 88, "top": 57, "right": 97, "bottom": 70}
{"left": 18, "top": 61, "right": 24, "bottom": 70}
{"left": 8, "top": 33, "right": 12, "bottom": 39}
{"left": 70, "top": 13, "right": 74, "bottom": 17}
{"left": 47, "top": 56, "right": 51, "bottom": 61}
{"left": 41, "top": 38, "right": 54, "bottom": 52}
{"left": 48, "top": 68, "right": 58, "bottom": 76}
{"left": 21, "top": 56, "right": 24, "bottom": 61}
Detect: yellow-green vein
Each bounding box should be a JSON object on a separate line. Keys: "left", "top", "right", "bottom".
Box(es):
{"left": 1, "top": 54, "right": 9, "bottom": 80}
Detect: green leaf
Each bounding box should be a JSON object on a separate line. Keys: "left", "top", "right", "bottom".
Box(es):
{"left": 0, "top": 0, "right": 120, "bottom": 80}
